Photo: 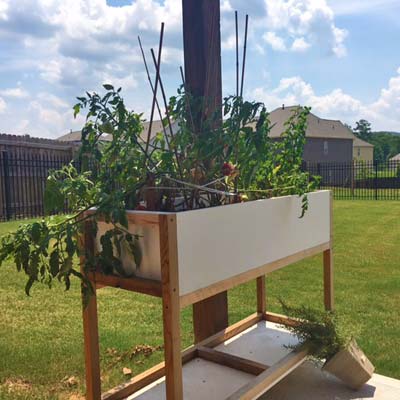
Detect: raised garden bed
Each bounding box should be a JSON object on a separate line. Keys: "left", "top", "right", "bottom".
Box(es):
{"left": 82, "top": 190, "right": 334, "bottom": 400}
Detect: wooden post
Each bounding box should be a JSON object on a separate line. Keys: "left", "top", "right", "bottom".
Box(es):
{"left": 323, "top": 192, "right": 334, "bottom": 310}
{"left": 81, "top": 223, "right": 101, "bottom": 400}
{"left": 323, "top": 249, "right": 334, "bottom": 311}
{"left": 159, "top": 215, "right": 183, "bottom": 399}
{"left": 182, "top": 0, "right": 229, "bottom": 343}
{"left": 256, "top": 276, "right": 266, "bottom": 314}
{"left": 182, "top": 0, "right": 222, "bottom": 127}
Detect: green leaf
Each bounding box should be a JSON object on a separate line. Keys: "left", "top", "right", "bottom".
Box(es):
{"left": 30, "top": 222, "right": 41, "bottom": 243}
{"left": 65, "top": 228, "right": 75, "bottom": 257}
{"left": 49, "top": 250, "right": 60, "bottom": 277}
{"left": 103, "top": 84, "right": 114, "bottom": 91}
{"left": 73, "top": 104, "right": 80, "bottom": 118}
{"left": 59, "top": 256, "right": 73, "bottom": 277}
{"left": 25, "top": 277, "right": 35, "bottom": 296}
{"left": 44, "top": 178, "right": 64, "bottom": 215}
{"left": 130, "top": 237, "right": 142, "bottom": 269}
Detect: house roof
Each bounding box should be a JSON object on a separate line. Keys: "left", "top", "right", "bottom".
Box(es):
{"left": 58, "top": 130, "right": 83, "bottom": 142}
{"left": 353, "top": 137, "right": 374, "bottom": 148}
{"left": 390, "top": 153, "right": 400, "bottom": 161}
{"left": 58, "top": 121, "right": 169, "bottom": 143}
{"left": 57, "top": 130, "right": 113, "bottom": 142}
{"left": 141, "top": 120, "right": 168, "bottom": 141}
{"left": 264, "top": 106, "right": 355, "bottom": 140}
{"left": 59, "top": 108, "right": 356, "bottom": 144}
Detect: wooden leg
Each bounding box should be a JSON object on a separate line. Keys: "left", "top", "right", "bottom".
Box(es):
{"left": 162, "top": 292, "right": 183, "bottom": 400}
{"left": 159, "top": 215, "right": 183, "bottom": 400}
{"left": 256, "top": 276, "right": 266, "bottom": 314}
{"left": 323, "top": 249, "right": 334, "bottom": 311}
{"left": 82, "top": 285, "right": 101, "bottom": 400}
{"left": 193, "top": 292, "right": 229, "bottom": 343}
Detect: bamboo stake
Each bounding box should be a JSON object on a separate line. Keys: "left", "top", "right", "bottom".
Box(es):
{"left": 145, "top": 22, "right": 164, "bottom": 157}
{"left": 240, "top": 15, "right": 248, "bottom": 98}
{"left": 138, "top": 36, "right": 171, "bottom": 151}
{"left": 150, "top": 51, "right": 190, "bottom": 209}
{"left": 235, "top": 10, "right": 239, "bottom": 98}
{"left": 150, "top": 49, "right": 174, "bottom": 140}
{"left": 179, "top": 66, "right": 195, "bottom": 133}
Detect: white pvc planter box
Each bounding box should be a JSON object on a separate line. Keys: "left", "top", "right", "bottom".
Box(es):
{"left": 96, "top": 190, "right": 331, "bottom": 298}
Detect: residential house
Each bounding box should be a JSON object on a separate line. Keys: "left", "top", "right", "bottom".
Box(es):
{"left": 57, "top": 120, "right": 171, "bottom": 145}
{"left": 58, "top": 130, "right": 112, "bottom": 144}
{"left": 390, "top": 153, "right": 400, "bottom": 162}
{"left": 267, "top": 106, "right": 355, "bottom": 164}
{"left": 353, "top": 137, "right": 374, "bottom": 162}
{"left": 60, "top": 108, "right": 356, "bottom": 167}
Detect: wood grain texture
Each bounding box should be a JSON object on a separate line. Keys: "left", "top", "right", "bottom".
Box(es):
{"left": 102, "top": 347, "right": 197, "bottom": 400}
{"left": 182, "top": 0, "right": 222, "bottom": 127}
{"left": 89, "top": 272, "right": 162, "bottom": 297}
{"left": 201, "top": 313, "right": 263, "bottom": 348}
{"left": 225, "top": 349, "right": 308, "bottom": 400}
{"left": 159, "top": 214, "right": 183, "bottom": 400}
{"left": 193, "top": 292, "right": 229, "bottom": 343}
{"left": 86, "top": 209, "right": 162, "bottom": 226}
{"left": 323, "top": 249, "right": 334, "bottom": 311}
{"left": 81, "top": 222, "right": 101, "bottom": 400}
{"left": 324, "top": 192, "right": 334, "bottom": 311}
{"left": 197, "top": 346, "right": 268, "bottom": 375}
{"left": 256, "top": 276, "right": 266, "bottom": 314}
{"left": 263, "top": 311, "right": 301, "bottom": 328}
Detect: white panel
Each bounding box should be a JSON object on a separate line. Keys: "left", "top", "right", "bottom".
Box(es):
{"left": 176, "top": 191, "right": 330, "bottom": 296}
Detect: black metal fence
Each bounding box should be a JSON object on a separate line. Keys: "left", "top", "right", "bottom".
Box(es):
{"left": 304, "top": 160, "right": 400, "bottom": 200}
{"left": 0, "top": 151, "right": 73, "bottom": 221}
{"left": 1, "top": 154, "right": 399, "bottom": 221}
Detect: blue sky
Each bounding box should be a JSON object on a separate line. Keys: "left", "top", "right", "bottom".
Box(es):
{"left": 0, "top": 0, "right": 399, "bottom": 138}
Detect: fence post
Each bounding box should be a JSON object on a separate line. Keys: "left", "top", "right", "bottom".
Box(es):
{"left": 374, "top": 161, "right": 378, "bottom": 200}
{"left": 2, "top": 151, "right": 12, "bottom": 220}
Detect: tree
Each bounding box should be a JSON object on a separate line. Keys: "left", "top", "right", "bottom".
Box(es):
{"left": 353, "top": 119, "right": 372, "bottom": 141}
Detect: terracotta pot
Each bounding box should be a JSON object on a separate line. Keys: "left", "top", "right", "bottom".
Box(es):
{"left": 323, "top": 339, "right": 374, "bottom": 390}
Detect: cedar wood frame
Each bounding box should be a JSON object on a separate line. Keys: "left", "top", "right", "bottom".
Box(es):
{"left": 81, "top": 193, "right": 334, "bottom": 400}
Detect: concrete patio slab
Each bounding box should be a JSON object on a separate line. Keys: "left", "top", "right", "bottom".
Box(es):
{"left": 260, "top": 362, "right": 400, "bottom": 400}
{"left": 126, "top": 321, "right": 400, "bottom": 400}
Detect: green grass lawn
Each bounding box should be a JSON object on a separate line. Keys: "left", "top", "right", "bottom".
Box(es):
{"left": 0, "top": 201, "right": 399, "bottom": 399}
{"left": 323, "top": 187, "right": 400, "bottom": 200}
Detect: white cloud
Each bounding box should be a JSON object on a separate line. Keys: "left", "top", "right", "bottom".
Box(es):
{"left": 0, "top": 87, "right": 30, "bottom": 98}
{"left": 291, "top": 37, "right": 311, "bottom": 52}
{"left": 263, "top": 32, "right": 287, "bottom": 52}
{"left": 0, "top": 0, "right": 8, "bottom": 20}
{"left": 1, "top": 0, "right": 183, "bottom": 93}
{"left": 221, "top": 34, "right": 237, "bottom": 50}
{"left": 330, "top": 0, "right": 399, "bottom": 16}
{"left": 370, "top": 68, "right": 400, "bottom": 129}
{"left": 262, "top": 0, "right": 347, "bottom": 57}
{"left": 23, "top": 99, "right": 85, "bottom": 138}
{"left": 252, "top": 67, "right": 400, "bottom": 131}
{"left": 37, "top": 92, "right": 69, "bottom": 108}
{"left": 0, "top": 97, "right": 6, "bottom": 113}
